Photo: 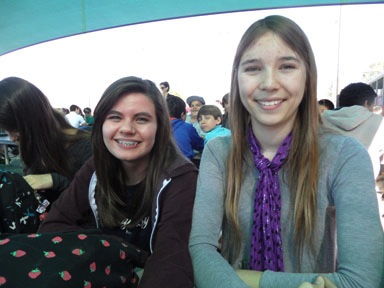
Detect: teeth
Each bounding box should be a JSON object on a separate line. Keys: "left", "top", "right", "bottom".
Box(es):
{"left": 117, "top": 140, "right": 138, "bottom": 146}
{"left": 258, "top": 100, "right": 281, "bottom": 106}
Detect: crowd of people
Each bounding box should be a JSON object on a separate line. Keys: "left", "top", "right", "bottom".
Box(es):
{"left": 57, "top": 104, "right": 94, "bottom": 130}
{"left": 0, "top": 14, "right": 382, "bottom": 288}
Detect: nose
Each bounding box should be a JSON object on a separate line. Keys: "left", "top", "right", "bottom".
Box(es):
{"left": 119, "top": 119, "right": 135, "bottom": 134}
{"left": 259, "top": 68, "right": 279, "bottom": 90}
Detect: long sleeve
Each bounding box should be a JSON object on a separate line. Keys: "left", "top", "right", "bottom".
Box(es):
{"left": 139, "top": 170, "right": 198, "bottom": 288}
{"left": 189, "top": 136, "right": 250, "bottom": 288}
{"left": 261, "top": 136, "right": 384, "bottom": 288}
{"left": 38, "top": 158, "right": 96, "bottom": 232}
{"left": 47, "top": 136, "right": 92, "bottom": 202}
{"left": 190, "top": 135, "right": 384, "bottom": 288}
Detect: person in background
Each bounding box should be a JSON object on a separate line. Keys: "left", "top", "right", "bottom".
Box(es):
{"left": 83, "top": 107, "right": 94, "bottom": 126}
{"left": 322, "top": 82, "right": 383, "bottom": 179}
{"left": 39, "top": 76, "right": 197, "bottom": 287}
{"left": 186, "top": 95, "right": 206, "bottom": 168}
{"left": 0, "top": 76, "right": 92, "bottom": 232}
{"left": 189, "top": 15, "right": 383, "bottom": 288}
{"left": 197, "top": 105, "right": 231, "bottom": 144}
{"left": 185, "top": 95, "right": 206, "bottom": 137}
{"left": 321, "top": 82, "right": 384, "bottom": 230}
{"left": 56, "top": 107, "right": 69, "bottom": 116}
{"left": 66, "top": 104, "right": 87, "bottom": 128}
{"left": 80, "top": 107, "right": 94, "bottom": 131}
{"left": 159, "top": 81, "right": 175, "bottom": 99}
{"left": 166, "top": 95, "right": 204, "bottom": 162}
{"left": 221, "top": 93, "right": 231, "bottom": 129}
{"left": 317, "top": 99, "right": 334, "bottom": 113}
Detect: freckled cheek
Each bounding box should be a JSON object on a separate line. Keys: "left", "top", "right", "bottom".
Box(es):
{"left": 238, "top": 76, "right": 256, "bottom": 99}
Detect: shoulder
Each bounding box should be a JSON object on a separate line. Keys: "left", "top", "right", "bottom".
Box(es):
{"left": 218, "top": 126, "right": 231, "bottom": 135}
{"left": 165, "top": 152, "right": 198, "bottom": 179}
{"left": 318, "top": 131, "right": 371, "bottom": 169}
{"left": 203, "top": 136, "right": 231, "bottom": 160}
{"left": 319, "top": 131, "right": 365, "bottom": 153}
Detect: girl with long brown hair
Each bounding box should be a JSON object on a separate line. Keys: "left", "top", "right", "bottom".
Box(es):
{"left": 189, "top": 15, "right": 383, "bottom": 288}
{"left": 39, "top": 76, "right": 197, "bottom": 287}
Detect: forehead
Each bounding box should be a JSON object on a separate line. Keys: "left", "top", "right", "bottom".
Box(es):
{"left": 242, "top": 32, "right": 299, "bottom": 60}
{"left": 190, "top": 100, "right": 203, "bottom": 106}
{"left": 112, "top": 92, "right": 156, "bottom": 113}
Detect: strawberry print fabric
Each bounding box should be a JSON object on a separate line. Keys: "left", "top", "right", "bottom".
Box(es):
{"left": 0, "top": 230, "right": 145, "bottom": 287}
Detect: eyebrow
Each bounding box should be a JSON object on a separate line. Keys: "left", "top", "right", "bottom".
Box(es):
{"left": 240, "top": 56, "right": 301, "bottom": 66}
{"left": 108, "top": 110, "right": 154, "bottom": 118}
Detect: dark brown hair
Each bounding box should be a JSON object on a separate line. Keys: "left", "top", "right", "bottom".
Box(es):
{"left": 92, "top": 76, "right": 178, "bottom": 228}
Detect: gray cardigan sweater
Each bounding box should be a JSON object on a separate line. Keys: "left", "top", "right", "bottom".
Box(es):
{"left": 189, "top": 133, "right": 383, "bottom": 288}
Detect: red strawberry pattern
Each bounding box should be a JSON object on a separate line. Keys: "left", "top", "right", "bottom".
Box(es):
{"left": 44, "top": 251, "right": 56, "bottom": 258}
{"left": 0, "top": 238, "right": 10, "bottom": 245}
{"left": 72, "top": 248, "right": 85, "bottom": 255}
{"left": 27, "top": 234, "right": 41, "bottom": 238}
{"left": 89, "top": 262, "right": 96, "bottom": 272}
{"left": 78, "top": 234, "right": 88, "bottom": 240}
{"left": 10, "top": 250, "right": 26, "bottom": 257}
{"left": 100, "top": 239, "right": 110, "bottom": 247}
{"left": 0, "top": 232, "right": 141, "bottom": 287}
{"left": 105, "top": 265, "right": 111, "bottom": 275}
{"left": 120, "top": 276, "right": 127, "bottom": 284}
{"left": 59, "top": 270, "right": 72, "bottom": 281}
{"left": 51, "top": 236, "right": 63, "bottom": 244}
{"left": 0, "top": 276, "right": 6, "bottom": 285}
{"left": 28, "top": 268, "right": 42, "bottom": 279}
{"left": 119, "top": 249, "right": 126, "bottom": 260}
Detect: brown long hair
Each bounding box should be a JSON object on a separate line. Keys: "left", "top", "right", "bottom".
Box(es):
{"left": 222, "top": 15, "right": 320, "bottom": 266}
{"left": 92, "top": 76, "right": 178, "bottom": 228}
{"left": 0, "top": 77, "right": 89, "bottom": 178}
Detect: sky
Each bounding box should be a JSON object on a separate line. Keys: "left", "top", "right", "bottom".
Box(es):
{"left": 0, "top": 3, "right": 383, "bottom": 111}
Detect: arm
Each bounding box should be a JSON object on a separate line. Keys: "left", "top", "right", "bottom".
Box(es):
{"left": 190, "top": 126, "right": 204, "bottom": 152}
{"left": 24, "top": 137, "right": 92, "bottom": 194}
{"left": 139, "top": 170, "right": 198, "bottom": 288}
{"left": 260, "top": 137, "right": 384, "bottom": 287}
{"left": 189, "top": 137, "right": 250, "bottom": 288}
{"left": 38, "top": 159, "right": 96, "bottom": 232}
{"left": 327, "top": 138, "right": 383, "bottom": 287}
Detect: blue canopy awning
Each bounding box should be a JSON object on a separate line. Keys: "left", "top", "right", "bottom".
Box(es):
{"left": 0, "top": 0, "right": 380, "bottom": 56}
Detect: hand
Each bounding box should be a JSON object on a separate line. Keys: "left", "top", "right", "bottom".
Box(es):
{"left": 23, "top": 174, "right": 53, "bottom": 190}
{"left": 298, "top": 275, "right": 337, "bottom": 288}
{"left": 236, "top": 269, "right": 262, "bottom": 288}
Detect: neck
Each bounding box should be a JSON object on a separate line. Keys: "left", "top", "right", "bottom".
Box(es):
{"left": 121, "top": 158, "right": 149, "bottom": 185}
{"left": 251, "top": 122, "right": 293, "bottom": 161}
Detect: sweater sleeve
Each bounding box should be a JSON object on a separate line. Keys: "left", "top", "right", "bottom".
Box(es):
{"left": 327, "top": 138, "right": 383, "bottom": 287}
{"left": 38, "top": 158, "right": 96, "bottom": 232}
{"left": 189, "top": 137, "right": 250, "bottom": 288}
{"left": 190, "top": 136, "right": 384, "bottom": 288}
{"left": 261, "top": 137, "right": 384, "bottom": 288}
{"left": 139, "top": 170, "right": 198, "bottom": 288}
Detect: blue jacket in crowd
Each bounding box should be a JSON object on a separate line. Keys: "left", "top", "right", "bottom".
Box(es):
{"left": 171, "top": 119, "right": 204, "bottom": 160}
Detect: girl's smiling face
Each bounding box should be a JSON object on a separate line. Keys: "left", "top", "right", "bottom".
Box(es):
{"left": 237, "top": 32, "right": 306, "bottom": 135}
{"left": 102, "top": 93, "right": 157, "bottom": 169}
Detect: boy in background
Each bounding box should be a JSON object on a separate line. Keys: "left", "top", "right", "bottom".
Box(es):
{"left": 197, "top": 105, "right": 231, "bottom": 144}
{"left": 166, "top": 95, "right": 204, "bottom": 163}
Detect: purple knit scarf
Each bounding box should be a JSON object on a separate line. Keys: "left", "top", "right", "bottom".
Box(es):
{"left": 248, "top": 127, "right": 292, "bottom": 272}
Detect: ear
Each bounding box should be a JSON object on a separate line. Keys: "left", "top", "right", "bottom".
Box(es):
{"left": 216, "top": 116, "right": 222, "bottom": 125}
{"left": 364, "top": 100, "right": 374, "bottom": 112}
